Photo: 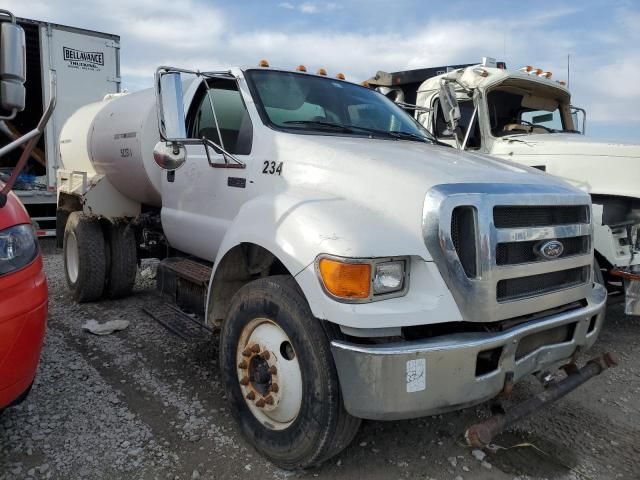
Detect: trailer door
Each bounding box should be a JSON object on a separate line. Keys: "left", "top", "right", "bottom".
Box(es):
{"left": 41, "top": 25, "right": 120, "bottom": 186}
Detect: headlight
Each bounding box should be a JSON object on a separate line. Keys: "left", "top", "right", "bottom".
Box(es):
{"left": 0, "top": 224, "right": 39, "bottom": 275}
{"left": 373, "top": 261, "right": 405, "bottom": 294}
{"left": 317, "top": 256, "right": 408, "bottom": 302}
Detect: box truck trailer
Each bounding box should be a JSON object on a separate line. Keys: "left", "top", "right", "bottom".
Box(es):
{"left": 0, "top": 16, "right": 119, "bottom": 237}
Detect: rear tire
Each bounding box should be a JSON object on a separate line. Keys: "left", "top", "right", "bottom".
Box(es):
{"left": 105, "top": 220, "right": 137, "bottom": 299}
{"left": 64, "top": 212, "right": 106, "bottom": 302}
{"left": 220, "top": 275, "right": 360, "bottom": 469}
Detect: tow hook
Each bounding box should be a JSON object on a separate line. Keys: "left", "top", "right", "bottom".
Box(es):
{"left": 464, "top": 352, "right": 618, "bottom": 448}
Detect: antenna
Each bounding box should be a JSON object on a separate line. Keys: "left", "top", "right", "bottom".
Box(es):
{"left": 567, "top": 54, "right": 570, "bottom": 88}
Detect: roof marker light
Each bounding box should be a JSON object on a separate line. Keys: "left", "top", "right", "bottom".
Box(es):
{"left": 259, "top": 59, "right": 270, "bottom": 68}
{"left": 317, "top": 68, "right": 327, "bottom": 76}
{"left": 472, "top": 67, "right": 489, "bottom": 77}
{"left": 296, "top": 65, "right": 307, "bottom": 72}
{"left": 336, "top": 73, "right": 345, "bottom": 80}
{"left": 540, "top": 71, "right": 552, "bottom": 79}
{"left": 535, "top": 68, "right": 543, "bottom": 75}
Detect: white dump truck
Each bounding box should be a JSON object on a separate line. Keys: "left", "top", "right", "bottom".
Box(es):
{"left": 0, "top": 16, "right": 119, "bottom": 237}
{"left": 57, "top": 62, "right": 614, "bottom": 468}
{"left": 366, "top": 58, "right": 640, "bottom": 314}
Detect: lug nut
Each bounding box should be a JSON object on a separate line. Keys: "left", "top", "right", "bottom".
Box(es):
{"left": 264, "top": 395, "right": 274, "bottom": 405}
{"left": 242, "top": 348, "right": 252, "bottom": 357}
{"left": 240, "top": 376, "right": 250, "bottom": 386}
{"left": 270, "top": 383, "right": 279, "bottom": 393}
{"left": 246, "top": 391, "right": 255, "bottom": 400}
{"left": 268, "top": 366, "right": 277, "bottom": 375}
{"left": 250, "top": 344, "right": 261, "bottom": 353}
{"left": 260, "top": 351, "right": 271, "bottom": 360}
{"left": 238, "top": 360, "right": 248, "bottom": 369}
{"left": 255, "top": 398, "right": 266, "bottom": 408}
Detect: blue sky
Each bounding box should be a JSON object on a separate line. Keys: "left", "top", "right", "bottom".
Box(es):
{"left": 4, "top": 0, "right": 639, "bottom": 142}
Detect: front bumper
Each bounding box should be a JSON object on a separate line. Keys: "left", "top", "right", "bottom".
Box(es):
{"left": 331, "top": 282, "right": 606, "bottom": 420}
{"left": 0, "top": 256, "right": 48, "bottom": 409}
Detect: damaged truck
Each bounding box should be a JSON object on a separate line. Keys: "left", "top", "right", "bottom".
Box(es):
{"left": 56, "top": 62, "right": 614, "bottom": 468}
{"left": 367, "top": 58, "right": 640, "bottom": 314}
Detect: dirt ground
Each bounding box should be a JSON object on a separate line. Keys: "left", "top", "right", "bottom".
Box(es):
{"left": 1, "top": 240, "right": 639, "bottom": 480}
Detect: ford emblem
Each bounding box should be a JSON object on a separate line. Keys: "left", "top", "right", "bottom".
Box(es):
{"left": 535, "top": 240, "right": 564, "bottom": 260}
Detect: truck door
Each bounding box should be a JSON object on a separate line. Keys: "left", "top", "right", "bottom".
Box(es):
{"left": 160, "top": 78, "right": 254, "bottom": 262}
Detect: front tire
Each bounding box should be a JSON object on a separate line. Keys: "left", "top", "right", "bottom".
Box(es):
{"left": 220, "top": 276, "right": 360, "bottom": 469}
{"left": 64, "top": 212, "right": 106, "bottom": 302}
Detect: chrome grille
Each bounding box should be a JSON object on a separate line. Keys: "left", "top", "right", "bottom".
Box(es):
{"left": 423, "top": 183, "right": 594, "bottom": 323}
{"left": 496, "top": 235, "right": 590, "bottom": 266}
{"left": 494, "top": 205, "right": 589, "bottom": 228}
{"left": 497, "top": 266, "right": 590, "bottom": 302}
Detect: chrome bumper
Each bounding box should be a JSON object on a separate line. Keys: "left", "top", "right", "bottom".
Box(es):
{"left": 330, "top": 283, "right": 607, "bottom": 420}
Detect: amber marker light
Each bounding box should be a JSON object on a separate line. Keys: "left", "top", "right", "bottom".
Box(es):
{"left": 259, "top": 59, "right": 270, "bottom": 67}
{"left": 296, "top": 65, "right": 307, "bottom": 72}
{"left": 336, "top": 73, "right": 345, "bottom": 80}
{"left": 317, "top": 68, "right": 327, "bottom": 76}
{"left": 318, "top": 258, "right": 371, "bottom": 300}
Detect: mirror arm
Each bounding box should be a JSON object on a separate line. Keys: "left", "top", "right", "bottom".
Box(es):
{"left": 460, "top": 105, "right": 478, "bottom": 150}
{"left": 201, "top": 137, "right": 246, "bottom": 169}
{"left": 0, "top": 71, "right": 57, "bottom": 206}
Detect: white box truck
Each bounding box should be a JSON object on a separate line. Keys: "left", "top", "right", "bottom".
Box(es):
{"left": 0, "top": 16, "right": 119, "bottom": 237}
{"left": 56, "top": 62, "right": 614, "bottom": 468}
{"left": 366, "top": 58, "right": 640, "bottom": 314}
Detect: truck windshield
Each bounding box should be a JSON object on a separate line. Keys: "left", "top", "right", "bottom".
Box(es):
{"left": 487, "top": 89, "right": 576, "bottom": 135}
{"left": 245, "top": 69, "right": 434, "bottom": 143}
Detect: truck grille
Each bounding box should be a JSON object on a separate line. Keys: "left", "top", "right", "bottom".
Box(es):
{"left": 493, "top": 205, "right": 589, "bottom": 228}
{"left": 423, "top": 184, "right": 594, "bottom": 323}
{"left": 496, "top": 235, "right": 590, "bottom": 266}
{"left": 497, "top": 266, "right": 590, "bottom": 302}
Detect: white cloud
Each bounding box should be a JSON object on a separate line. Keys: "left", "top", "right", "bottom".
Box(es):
{"left": 278, "top": 1, "right": 342, "bottom": 14}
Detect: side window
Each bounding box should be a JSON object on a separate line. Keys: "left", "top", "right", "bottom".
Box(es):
{"left": 189, "top": 81, "right": 253, "bottom": 155}
{"left": 434, "top": 99, "right": 481, "bottom": 149}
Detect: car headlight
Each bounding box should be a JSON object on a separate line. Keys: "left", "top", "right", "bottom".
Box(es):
{"left": 0, "top": 224, "right": 39, "bottom": 275}
{"left": 317, "top": 256, "right": 408, "bottom": 302}
{"left": 373, "top": 261, "right": 405, "bottom": 294}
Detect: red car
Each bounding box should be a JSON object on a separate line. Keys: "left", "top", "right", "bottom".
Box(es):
{"left": 0, "top": 188, "right": 47, "bottom": 411}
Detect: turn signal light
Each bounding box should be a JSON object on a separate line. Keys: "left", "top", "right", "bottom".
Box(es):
{"left": 259, "top": 59, "right": 270, "bottom": 67}
{"left": 318, "top": 258, "right": 371, "bottom": 299}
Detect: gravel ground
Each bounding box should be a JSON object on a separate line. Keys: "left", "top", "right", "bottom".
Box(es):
{"left": 1, "top": 239, "right": 639, "bottom": 480}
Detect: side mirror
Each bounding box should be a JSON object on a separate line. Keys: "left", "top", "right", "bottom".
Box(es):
{"left": 156, "top": 71, "right": 187, "bottom": 141}
{"left": 153, "top": 141, "right": 186, "bottom": 170}
{"left": 154, "top": 68, "right": 187, "bottom": 170}
{"left": 0, "top": 10, "right": 26, "bottom": 119}
{"left": 438, "top": 82, "right": 460, "bottom": 127}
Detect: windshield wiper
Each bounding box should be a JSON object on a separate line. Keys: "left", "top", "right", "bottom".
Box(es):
{"left": 282, "top": 120, "right": 433, "bottom": 143}
{"left": 386, "top": 131, "right": 431, "bottom": 143}
{"left": 282, "top": 120, "right": 359, "bottom": 133}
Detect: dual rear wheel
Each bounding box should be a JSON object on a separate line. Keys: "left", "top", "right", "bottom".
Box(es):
{"left": 63, "top": 212, "right": 137, "bottom": 302}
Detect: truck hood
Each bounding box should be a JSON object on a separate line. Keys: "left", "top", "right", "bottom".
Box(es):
{"left": 491, "top": 133, "right": 640, "bottom": 197}
{"left": 272, "top": 134, "right": 583, "bottom": 260}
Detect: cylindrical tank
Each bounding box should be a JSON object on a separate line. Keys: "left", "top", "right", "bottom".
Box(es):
{"left": 59, "top": 87, "right": 163, "bottom": 207}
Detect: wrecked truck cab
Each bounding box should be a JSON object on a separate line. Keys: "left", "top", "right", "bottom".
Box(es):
{"left": 57, "top": 64, "right": 609, "bottom": 468}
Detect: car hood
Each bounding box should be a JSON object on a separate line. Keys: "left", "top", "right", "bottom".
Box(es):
{"left": 269, "top": 133, "right": 584, "bottom": 260}
{"left": 490, "top": 133, "right": 640, "bottom": 197}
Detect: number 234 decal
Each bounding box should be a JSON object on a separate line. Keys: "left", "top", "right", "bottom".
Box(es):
{"left": 262, "top": 161, "right": 283, "bottom": 175}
